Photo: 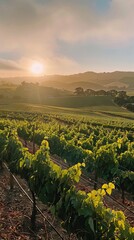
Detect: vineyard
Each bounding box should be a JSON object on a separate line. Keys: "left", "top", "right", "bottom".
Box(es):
{"left": 0, "top": 111, "right": 134, "bottom": 239}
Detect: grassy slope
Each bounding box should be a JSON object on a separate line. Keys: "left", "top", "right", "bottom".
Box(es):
{"left": 0, "top": 95, "right": 115, "bottom": 109}
{"left": 39, "top": 96, "right": 115, "bottom": 108}
{"left": 0, "top": 95, "right": 134, "bottom": 121}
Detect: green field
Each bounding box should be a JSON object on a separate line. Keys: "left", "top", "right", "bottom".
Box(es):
{"left": 0, "top": 95, "right": 134, "bottom": 122}
{"left": 0, "top": 95, "right": 115, "bottom": 108}
{"left": 39, "top": 95, "right": 115, "bottom": 108}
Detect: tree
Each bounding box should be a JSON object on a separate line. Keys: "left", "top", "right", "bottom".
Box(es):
{"left": 107, "top": 90, "right": 118, "bottom": 97}
{"left": 117, "top": 91, "right": 127, "bottom": 98}
{"left": 74, "top": 87, "right": 84, "bottom": 96}
{"left": 96, "top": 90, "right": 107, "bottom": 96}
{"left": 85, "top": 89, "right": 95, "bottom": 96}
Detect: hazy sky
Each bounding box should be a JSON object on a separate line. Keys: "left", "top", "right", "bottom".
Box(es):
{"left": 0, "top": 0, "right": 134, "bottom": 76}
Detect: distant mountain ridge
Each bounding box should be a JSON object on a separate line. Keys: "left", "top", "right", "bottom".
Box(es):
{"left": 0, "top": 71, "right": 134, "bottom": 91}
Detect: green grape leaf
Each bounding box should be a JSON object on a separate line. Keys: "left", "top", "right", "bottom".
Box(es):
{"left": 88, "top": 217, "right": 94, "bottom": 233}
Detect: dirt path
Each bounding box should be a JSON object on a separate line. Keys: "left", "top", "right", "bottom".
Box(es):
{"left": 0, "top": 167, "right": 76, "bottom": 240}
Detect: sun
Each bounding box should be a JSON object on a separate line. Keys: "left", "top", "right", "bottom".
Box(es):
{"left": 30, "top": 62, "right": 45, "bottom": 75}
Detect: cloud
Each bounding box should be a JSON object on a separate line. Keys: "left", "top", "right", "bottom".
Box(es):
{"left": 0, "top": 59, "right": 22, "bottom": 71}
{"left": 0, "top": 55, "right": 81, "bottom": 76}
{"left": 0, "top": 0, "right": 134, "bottom": 75}
{"left": 45, "top": 56, "right": 82, "bottom": 75}
{"left": 0, "top": 0, "right": 131, "bottom": 52}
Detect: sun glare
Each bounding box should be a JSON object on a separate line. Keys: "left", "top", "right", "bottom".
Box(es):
{"left": 30, "top": 62, "right": 45, "bottom": 75}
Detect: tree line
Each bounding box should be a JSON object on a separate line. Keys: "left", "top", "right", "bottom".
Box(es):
{"left": 74, "top": 87, "right": 134, "bottom": 112}
{"left": 74, "top": 87, "right": 126, "bottom": 97}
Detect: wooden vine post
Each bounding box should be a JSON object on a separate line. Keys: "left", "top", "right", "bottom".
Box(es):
{"left": 9, "top": 172, "right": 14, "bottom": 190}
{"left": 30, "top": 189, "right": 37, "bottom": 230}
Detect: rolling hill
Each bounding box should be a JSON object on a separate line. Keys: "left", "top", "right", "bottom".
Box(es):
{"left": 0, "top": 71, "right": 134, "bottom": 91}
{"left": 41, "top": 71, "right": 134, "bottom": 91}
